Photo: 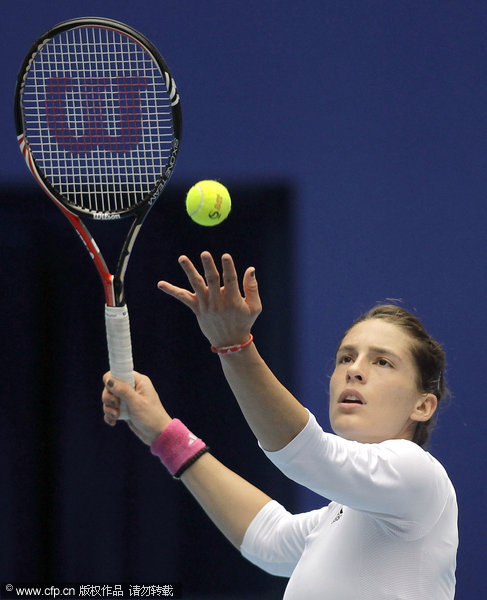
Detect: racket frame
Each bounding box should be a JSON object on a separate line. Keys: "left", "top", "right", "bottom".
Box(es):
{"left": 14, "top": 16, "right": 182, "bottom": 308}
{"left": 15, "top": 18, "right": 182, "bottom": 411}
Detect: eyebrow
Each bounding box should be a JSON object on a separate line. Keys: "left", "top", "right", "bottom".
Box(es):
{"left": 336, "top": 344, "right": 403, "bottom": 363}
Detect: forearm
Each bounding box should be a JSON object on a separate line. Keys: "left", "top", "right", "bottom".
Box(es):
{"left": 219, "top": 343, "right": 309, "bottom": 451}
{"left": 180, "top": 452, "right": 272, "bottom": 549}
{"left": 102, "top": 375, "right": 272, "bottom": 550}
{"left": 158, "top": 252, "right": 309, "bottom": 451}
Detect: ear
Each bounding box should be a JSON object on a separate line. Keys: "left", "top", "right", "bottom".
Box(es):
{"left": 410, "top": 393, "right": 438, "bottom": 423}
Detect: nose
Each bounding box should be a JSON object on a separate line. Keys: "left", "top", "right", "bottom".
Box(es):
{"left": 346, "top": 360, "right": 366, "bottom": 383}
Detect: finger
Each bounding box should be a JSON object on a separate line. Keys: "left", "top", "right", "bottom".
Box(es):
{"left": 103, "top": 403, "right": 120, "bottom": 421}
{"left": 103, "top": 377, "right": 137, "bottom": 413}
{"left": 102, "top": 376, "right": 120, "bottom": 408}
{"left": 157, "top": 280, "right": 199, "bottom": 311}
{"left": 104, "top": 413, "right": 118, "bottom": 427}
{"left": 101, "top": 375, "right": 120, "bottom": 424}
{"left": 178, "top": 255, "right": 210, "bottom": 302}
{"left": 200, "top": 251, "right": 222, "bottom": 307}
{"left": 102, "top": 391, "right": 120, "bottom": 409}
{"left": 243, "top": 266, "right": 263, "bottom": 314}
{"left": 221, "top": 254, "right": 241, "bottom": 298}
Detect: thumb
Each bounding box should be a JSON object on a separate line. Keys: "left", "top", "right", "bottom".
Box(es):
{"left": 243, "top": 267, "right": 262, "bottom": 314}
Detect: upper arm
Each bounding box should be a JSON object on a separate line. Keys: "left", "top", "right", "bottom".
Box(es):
{"left": 262, "top": 415, "right": 451, "bottom": 537}
{"left": 240, "top": 500, "right": 327, "bottom": 576}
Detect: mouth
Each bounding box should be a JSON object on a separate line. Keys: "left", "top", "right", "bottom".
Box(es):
{"left": 338, "top": 390, "right": 366, "bottom": 405}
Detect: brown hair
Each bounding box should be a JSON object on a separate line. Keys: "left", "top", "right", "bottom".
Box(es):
{"left": 342, "top": 304, "right": 448, "bottom": 447}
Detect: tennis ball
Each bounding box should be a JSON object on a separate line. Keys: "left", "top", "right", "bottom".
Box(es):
{"left": 185, "top": 180, "right": 231, "bottom": 226}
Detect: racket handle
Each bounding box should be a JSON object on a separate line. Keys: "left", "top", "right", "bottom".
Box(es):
{"left": 105, "top": 304, "right": 135, "bottom": 421}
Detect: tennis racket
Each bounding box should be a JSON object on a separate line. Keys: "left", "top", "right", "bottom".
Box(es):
{"left": 15, "top": 17, "right": 182, "bottom": 419}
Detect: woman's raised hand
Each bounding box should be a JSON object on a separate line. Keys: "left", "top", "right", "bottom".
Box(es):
{"left": 157, "top": 251, "right": 262, "bottom": 349}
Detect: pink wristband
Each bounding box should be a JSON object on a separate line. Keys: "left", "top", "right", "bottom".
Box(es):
{"left": 150, "top": 419, "right": 209, "bottom": 478}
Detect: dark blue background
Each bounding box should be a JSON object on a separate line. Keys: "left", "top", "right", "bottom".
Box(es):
{"left": 2, "top": 1, "right": 486, "bottom": 598}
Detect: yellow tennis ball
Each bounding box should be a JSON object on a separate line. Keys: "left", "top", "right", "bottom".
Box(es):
{"left": 185, "top": 180, "right": 231, "bottom": 226}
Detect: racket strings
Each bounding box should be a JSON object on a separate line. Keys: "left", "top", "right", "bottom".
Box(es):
{"left": 22, "top": 25, "right": 176, "bottom": 215}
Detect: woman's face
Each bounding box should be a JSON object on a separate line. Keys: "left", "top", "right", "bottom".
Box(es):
{"left": 329, "top": 319, "right": 437, "bottom": 444}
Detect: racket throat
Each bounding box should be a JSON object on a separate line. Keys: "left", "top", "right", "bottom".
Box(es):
{"left": 112, "top": 275, "right": 126, "bottom": 307}
{"left": 112, "top": 220, "right": 143, "bottom": 306}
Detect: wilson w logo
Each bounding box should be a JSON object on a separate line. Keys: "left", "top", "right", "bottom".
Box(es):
{"left": 45, "top": 76, "right": 148, "bottom": 154}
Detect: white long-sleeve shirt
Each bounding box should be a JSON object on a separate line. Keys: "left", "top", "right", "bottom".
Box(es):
{"left": 240, "top": 412, "right": 457, "bottom": 599}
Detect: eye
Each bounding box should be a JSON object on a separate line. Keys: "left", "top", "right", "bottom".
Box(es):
{"left": 337, "top": 354, "right": 353, "bottom": 365}
{"left": 376, "top": 357, "right": 393, "bottom": 368}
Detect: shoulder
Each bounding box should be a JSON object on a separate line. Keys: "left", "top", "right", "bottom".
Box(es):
{"left": 375, "top": 439, "right": 457, "bottom": 532}
{"left": 268, "top": 412, "right": 447, "bottom": 483}
{"left": 378, "top": 438, "right": 452, "bottom": 488}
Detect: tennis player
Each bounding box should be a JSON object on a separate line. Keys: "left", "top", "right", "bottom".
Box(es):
{"left": 102, "top": 251, "right": 457, "bottom": 599}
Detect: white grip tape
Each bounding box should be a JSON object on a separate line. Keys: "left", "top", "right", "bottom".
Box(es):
{"left": 105, "top": 304, "right": 134, "bottom": 420}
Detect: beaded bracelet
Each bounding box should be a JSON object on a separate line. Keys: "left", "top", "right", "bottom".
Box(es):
{"left": 211, "top": 334, "right": 254, "bottom": 354}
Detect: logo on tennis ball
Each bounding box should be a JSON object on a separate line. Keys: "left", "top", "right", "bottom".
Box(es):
{"left": 209, "top": 194, "right": 224, "bottom": 219}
